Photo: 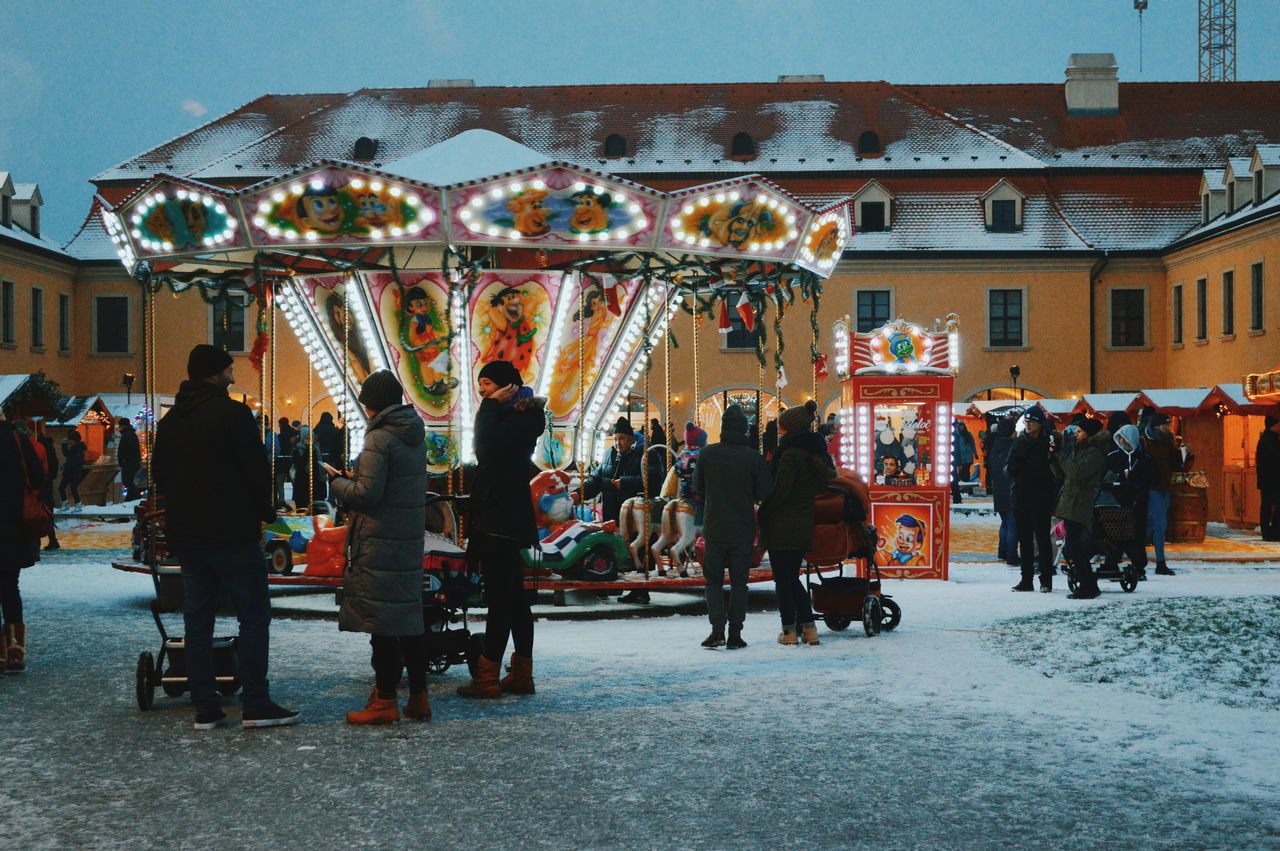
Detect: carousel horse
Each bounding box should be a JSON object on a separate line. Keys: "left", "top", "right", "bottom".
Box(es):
{"left": 650, "top": 476, "right": 701, "bottom": 577}
{"left": 617, "top": 446, "right": 678, "bottom": 572}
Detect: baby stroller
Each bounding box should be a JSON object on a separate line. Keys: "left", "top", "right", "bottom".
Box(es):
{"left": 421, "top": 493, "right": 484, "bottom": 678}
{"left": 1063, "top": 497, "right": 1141, "bottom": 595}
{"left": 133, "top": 560, "right": 240, "bottom": 711}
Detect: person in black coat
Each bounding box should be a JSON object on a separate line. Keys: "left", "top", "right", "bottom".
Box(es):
{"left": 116, "top": 418, "right": 142, "bottom": 501}
{"left": 579, "top": 417, "right": 651, "bottom": 523}
{"left": 312, "top": 411, "right": 343, "bottom": 468}
{"left": 1, "top": 414, "right": 44, "bottom": 675}
{"left": 457, "top": 360, "right": 547, "bottom": 700}
{"left": 1104, "top": 424, "right": 1155, "bottom": 576}
{"left": 1004, "top": 405, "right": 1057, "bottom": 592}
{"left": 986, "top": 416, "right": 1018, "bottom": 565}
{"left": 1257, "top": 415, "right": 1280, "bottom": 541}
{"left": 58, "top": 430, "right": 87, "bottom": 510}
{"left": 152, "top": 345, "right": 297, "bottom": 729}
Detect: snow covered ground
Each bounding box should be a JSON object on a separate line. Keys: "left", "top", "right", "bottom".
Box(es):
{"left": 2, "top": 555, "right": 1278, "bottom": 848}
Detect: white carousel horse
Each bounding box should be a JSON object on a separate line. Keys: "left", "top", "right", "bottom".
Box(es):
{"left": 651, "top": 492, "right": 701, "bottom": 577}
{"left": 618, "top": 462, "right": 700, "bottom": 576}
{"left": 617, "top": 447, "right": 679, "bottom": 573}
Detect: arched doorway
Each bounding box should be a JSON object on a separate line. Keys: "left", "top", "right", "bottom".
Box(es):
{"left": 695, "top": 386, "right": 785, "bottom": 444}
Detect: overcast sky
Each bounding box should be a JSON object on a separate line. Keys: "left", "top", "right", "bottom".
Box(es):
{"left": 4, "top": 0, "right": 1278, "bottom": 241}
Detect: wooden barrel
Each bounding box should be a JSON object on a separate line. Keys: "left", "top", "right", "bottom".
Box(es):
{"left": 1167, "top": 472, "right": 1208, "bottom": 543}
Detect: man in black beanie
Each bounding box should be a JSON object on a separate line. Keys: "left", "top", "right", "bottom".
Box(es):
{"left": 153, "top": 344, "right": 298, "bottom": 730}
{"left": 580, "top": 415, "right": 654, "bottom": 524}
{"left": 1257, "top": 414, "right": 1280, "bottom": 541}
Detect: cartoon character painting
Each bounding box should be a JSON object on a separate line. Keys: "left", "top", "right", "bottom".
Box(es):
{"left": 547, "top": 288, "right": 620, "bottom": 415}
{"left": 296, "top": 185, "right": 345, "bottom": 234}
{"left": 700, "top": 199, "right": 775, "bottom": 249}
{"left": 181, "top": 201, "right": 207, "bottom": 242}
{"left": 507, "top": 189, "right": 551, "bottom": 237}
{"left": 352, "top": 189, "right": 398, "bottom": 231}
{"left": 143, "top": 206, "right": 175, "bottom": 243}
{"left": 473, "top": 281, "right": 550, "bottom": 383}
{"left": 874, "top": 512, "right": 929, "bottom": 568}
{"left": 569, "top": 190, "right": 611, "bottom": 233}
{"left": 397, "top": 285, "right": 455, "bottom": 398}
{"left": 888, "top": 332, "right": 917, "bottom": 363}
{"left": 323, "top": 290, "right": 372, "bottom": 381}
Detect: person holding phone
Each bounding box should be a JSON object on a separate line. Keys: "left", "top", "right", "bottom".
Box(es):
{"left": 456, "top": 360, "right": 547, "bottom": 700}
{"left": 329, "top": 370, "right": 430, "bottom": 723}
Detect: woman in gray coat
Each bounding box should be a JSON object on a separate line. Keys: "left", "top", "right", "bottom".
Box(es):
{"left": 329, "top": 371, "right": 429, "bottom": 723}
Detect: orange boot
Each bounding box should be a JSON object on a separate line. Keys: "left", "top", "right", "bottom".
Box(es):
{"left": 499, "top": 654, "right": 535, "bottom": 695}
{"left": 4, "top": 624, "right": 25, "bottom": 672}
{"left": 345, "top": 690, "right": 400, "bottom": 725}
{"left": 456, "top": 655, "right": 502, "bottom": 699}
{"left": 403, "top": 689, "right": 432, "bottom": 721}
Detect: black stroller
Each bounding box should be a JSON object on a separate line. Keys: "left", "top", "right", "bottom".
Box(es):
{"left": 1064, "top": 498, "right": 1141, "bottom": 595}
{"left": 134, "top": 561, "right": 240, "bottom": 711}
{"left": 422, "top": 493, "right": 484, "bottom": 678}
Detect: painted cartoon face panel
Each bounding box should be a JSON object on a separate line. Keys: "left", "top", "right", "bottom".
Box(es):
{"left": 544, "top": 278, "right": 637, "bottom": 418}
{"left": 366, "top": 273, "right": 458, "bottom": 420}
{"left": 871, "top": 503, "right": 933, "bottom": 570}
{"left": 668, "top": 188, "right": 801, "bottom": 256}
{"left": 298, "top": 189, "right": 344, "bottom": 233}
{"left": 470, "top": 278, "right": 553, "bottom": 385}
{"left": 569, "top": 191, "right": 611, "bottom": 233}
{"left": 125, "top": 188, "right": 235, "bottom": 253}
{"left": 247, "top": 170, "right": 437, "bottom": 243}
{"left": 507, "top": 189, "right": 551, "bottom": 237}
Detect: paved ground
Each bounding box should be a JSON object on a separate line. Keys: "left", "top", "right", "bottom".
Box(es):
{"left": 3, "top": 554, "right": 1278, "bottom": 848}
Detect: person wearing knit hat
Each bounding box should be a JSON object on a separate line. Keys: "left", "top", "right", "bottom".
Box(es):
{"left": 758, "top": 400, "right": 836, "bottom": 646}
{"left": 1141, "top": 409, "right": 1182, "bottom": 575}
{"left": 357, "top": 370, "right": 404, "bottom": 413}
{"left": 1255, "top": 413, "right": 1280, "bottom": 541}
{"left": 152, "top": 345, "right": 298, "bottom": 729}
{"left": 1050, "top": 414, "right": 1111, "bottom": 599}
{"left": 1006, "top": 399, "right": 1056, "bottom": 592}
{"left": 692, "top": 404, "right": 772, "bottom": 649}
{"left": 653, "top": 422, "right": 710, "bottom": 578}
{"left": 579, "top": 416, "right": 660, "bottom": 526}
{"left": 684, "top": 421, "right": 708, "bottom": 449}
{"left": 457, "top": 359, "right": 548, "bottom": 700}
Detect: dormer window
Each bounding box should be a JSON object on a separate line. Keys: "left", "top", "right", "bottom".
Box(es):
{"left": 729, "top": 132, "right": 756, "bottom": 161}
{"left": 1254, "top": 169, "right": 1264, "bottom": 205}
{"left": 980, "top": 180, "right": 1026, "bottom": 232}
{"left": 603, "top": 133, "right": 627, "bottom": 158}
{"left": 1227, "top": 182, "right": 1236, "bottom": 212}
{"left": 1202, "top": 194, "right": 1210, "bottom": 224}
{"left": 29, "top": 206, "right": 38, "bottom": 237}
{"left": 857, "top": 131, "right": 882, "bottom": 156}
{"left": 851, "top": 179, "right": 894, "bottom": 232}
{"left": 352, "top": 137, "right": 379, "bottom": 161}
{"left": 0, "top": 195, "right": 8, "bottom": 228}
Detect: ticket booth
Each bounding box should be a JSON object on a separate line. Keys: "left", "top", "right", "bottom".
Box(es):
{"left": 832, "top": 317, "right": 958, "bottom": 580}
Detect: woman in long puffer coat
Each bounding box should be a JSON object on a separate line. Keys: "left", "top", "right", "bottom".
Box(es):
{"left": 1051, "top": 419, "right": 1110, "bottom": 599}
{"left": 330, "top": 371, "right": 429, "bottom": 723}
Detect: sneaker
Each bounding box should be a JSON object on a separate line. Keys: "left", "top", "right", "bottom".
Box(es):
{"left": 43, "top": 542, "right": 60, "bottom": 551}
{"left": 1039, "top": 584, "right": 1053, "bottom": 593}
{"left": 701, "top": 629, "right": 726, "bottom": 648}
{"left": 618, "top": 590, "right": 650, "bottom": 605}
{"left": 194, "top": 709, "right": 227, "bottom": 730}
{"left": 242, "top": 703, "right": 300, "bottom": 728}
{"left": 1154, "top": 564, "right": 1175, "bottom": 576}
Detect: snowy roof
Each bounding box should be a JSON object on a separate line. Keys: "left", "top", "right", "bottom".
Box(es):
{"left": 95, "top": 393, "right": 175, "bottom": 423}
{"left": 1254, "top": 145, "right": 1280, "bottom": 167}
{"left": 49, "top": 396, "right": 109, "bottom": 426}
{"left": 62, "top": 203, "right": 120, "bottom": 261}
{"left": 1201, "top": 169, "right": 1227, "bottom": 191}
{"left": 0, "top": 172, "right": 12, "bottom": 195}
{"left": 1078, "top": 392, "right": 1138, "bottom": 414}
{"left": 1038, "top": 398, "right": 1079, "bottom": 415}
{"left": 1137, "top": 388, "right": 1215, "bottom": 415}
{"left": 0, "top": 374, "right": 30, "bottom": 407}
{"left": 1170, "top": 181, "right": 1280, "bottom": 247}
{"left": 1224, "top": 158, "right": 1253, "bottom": 181}
{"left": 383, "top": 129, "right": 555, "bottom": 186}
{"left": 12, "top": 184, "right": 41, "bottom": 203}
{"left": 0, "top": 217, "right": 72, "bottom": 258}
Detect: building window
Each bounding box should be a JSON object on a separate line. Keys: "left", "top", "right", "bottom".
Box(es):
{"left": 859, "top": 201, "right": 887, "bottom": 233}
{"left": 856, "top": 290, "right": 892, "bottom": 332}
{"left": 603, "top": 133, "right": 627, "bottom": 157}
{"left": 30, "top": 287, "right": 43, "bottom": 348}
{"left": 0, "top": 195, "right": 9, "bottom": 227}
{"left": 1222, "top": 270, "right": 1234, "bottom": 335}
{"left": 1227, "top": 183, "right": 1236, "bottom": 211}
{"left": 988, "top": 289, "right": 1024, "bottom": 347}
{"left": 58, "top": 293, "right": 70, "bottom": 352}
{"left": 729, "top": 132, "right": 755, "bottom": 159}
{"left": 1250, "top": 262, "right": 1264, "bottom": 331}
{"left": 1255, "top": 173, "right": 1265, "bottom": 206}
{"left": 211, "top": 294, "right": 247, "bottom": 353}
{"left": 857, "top": 131, "right": 881, "bottom": 155}
{"left": 29, "top": 206, "right": 39, "bottom": 237}
{"left": 1195, "top": 278, "right": 1207, "bottom": 340}
{"left": 990, "top": 199, "right": 1018, "bottom": 232}
{"left": 93, "top": 295, "right": 130, "bottom": 354}
{"left": 1202, "top": 195, "right": 1210, "bottom": 224}
{"left": 1172, "top": 284, "right": 1183, "bottom": 345}
{"left": 723, "top": 314, "right": 761, "bottom": 352}
{"left": 1109, "top": 288, "right": 1145, "bottom": 347}
{"left": 1, "top": 281, "right": 14, "bottom": 344}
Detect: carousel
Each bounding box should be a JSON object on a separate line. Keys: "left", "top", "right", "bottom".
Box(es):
{"left": 107, "top": 129, "right": 851, "bottom": 592}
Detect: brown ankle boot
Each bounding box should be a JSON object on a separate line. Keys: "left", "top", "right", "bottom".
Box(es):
{"left": 457, "top": 655, "right": 502, "bottom": 699}
{"left": 499, "top": 654, "right": 535, "bottom": 694}
{"left": 801, "top": 624, "right": 821, "bottom": 646}
{"left": 4, "top": 624, "right": 25, "bottom": 672}
{"left": 345, "top": 690, "right": 399, "bottom": 725}
{"left": 403, "top": 689, "right": 432, "bottom": 721}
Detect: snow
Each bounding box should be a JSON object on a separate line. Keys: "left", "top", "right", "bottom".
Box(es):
{"left": 1080, "top": 392, "right": 1138, "bottom": 415}
{"left": 3, "top": 554, "right": 1279, "bottom": 846}
{"left": 0, "top": 373, "right": 30, "bottom": 407}
{"left": 383, "top": 129, "right": 555, "bottom": 186}
{"left": 0, "top": 218, "right": 72, "bottom": 258}
{"left": 1139, "top": 387, "right": 1214, "bottom": 414}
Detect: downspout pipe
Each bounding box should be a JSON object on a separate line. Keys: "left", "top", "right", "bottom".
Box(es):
{"left": 1088, "top": 251, "right": 1110, "bottom": 394}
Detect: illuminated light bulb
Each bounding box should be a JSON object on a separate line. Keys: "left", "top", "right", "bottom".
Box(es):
{"left": 130, "top": 228, "right": 141, "bottom": 238}
{"left": 201, "top": 195, "right": 214, "bottom": 206}
{"left": 162, "top": 241, "right": 174, "bottom": 250}
{"left": 573, "top": 182, "right": 587, "bottom": 192}
{"left": 152, "top": 193, "right": 165, "bottom": 204}
{"left": 350, "top": 178, "right": 365, "bottom": 189}
{"left": 406, "top": 221, "right": 423, "bottom": 234}
{"left": 489, "top": 188, "right": 502, "bottom": 199}
{"left": 369, "top": 181, "right": 383, "bottom": 192}
{"left": 699, "top": 237, "right": 711, "bottom": 247}
{"left": 486, "top": 226, "right": 500, "bottom": 236}
{"left": 578, "top": 233, "right": 590, "bottom": 242}
{"left": 257, "top": 202, "right": 270, "bottom": 213}
{"left": 388, "top": 186, "right": 402, "bottom": 197}
{"left": 253, "top": 216, "right": 266, "bottom": 227}
{"left": 698, "top": 197, "right": 710, "bottom": 207}
{"left": 635, "top": 217, "right": 647, "bottom": 229}
{"left": 131, "top": 214, "right": 142, "bottom": 224}
{"left": 390, "top": 226, "right": 403, "bottom": 236}
{"left": 715, "top": 193, "right": 726, "bottom": 203}
{"left": 272, "top": 192, "right": 286, "bottom": 203}
{"left": 509, "top": 229, "right": 522, "bottom": 239}
{"left": 470, "top": 196, "right": 484, "bottom": 208}
{"left": 305, "top": 231, "right": 318, "bottom": 241}
{"left": 467, "top": 221, "right": 482, "bottom": 232}
{"left": 616, "top": 228, "right": 629, "bottom": 239}
{"left": 406, "top": 195, "right": 421, "bottom": 207}
{"left": 510, "top": 182, "right": 523, "bottom": 192}
{"left": 369, "top": 229, "right": 383, "bottom": 239}
{"left": 290, "top": 183, "right": 304, "bottom": 195}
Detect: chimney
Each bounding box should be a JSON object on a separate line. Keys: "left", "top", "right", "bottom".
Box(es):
{"left": 777, "top": 75, "right": 825, "bottom": 83}
{"left": 1065, "top": 53, "right": 1119, "bottom": 116}
{"left": 427, "top": 79, "right": 475, "bottom": 88}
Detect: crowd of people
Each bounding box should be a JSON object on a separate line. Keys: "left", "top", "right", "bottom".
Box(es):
{"left": 982, "top": 403, "right": 1215, "bottom": 599}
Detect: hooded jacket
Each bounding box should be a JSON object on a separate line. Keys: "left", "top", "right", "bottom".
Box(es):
{"left": 330, "top": 404, "right": 427, "bottom": 636}
{"left": 985, "top": 419, "right": 1017, "bottom": 513}
{"left": 469, "top": 395, "right": 546, "bottom": 549}
{"left": 1105, "top": 424, "right": 1155, "bottom": 510}
{"left": 1051, "top": 427, "right": 1111, "bottom": 526}
{"left": 692, "top": 415, "right": 772, "bottom": 543}
{"left": 153, "top": 380, "right": 274, "bottom": 552}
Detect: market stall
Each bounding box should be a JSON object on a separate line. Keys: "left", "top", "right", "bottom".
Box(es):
{"left": 832, "top": 316, "right": 958, "bottom": 579}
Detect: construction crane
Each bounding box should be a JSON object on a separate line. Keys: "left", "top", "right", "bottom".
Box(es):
{"left": 1134, "top": 1, "right": 1149, "bottom": 73}
{"left": 1199, "top": 0, "right": 1237, "bottom": 81}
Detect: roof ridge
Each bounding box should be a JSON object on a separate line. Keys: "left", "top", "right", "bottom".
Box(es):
{"left": 1037, "top": 176, "right": 1094, "bottom": 250}
{"left": 883, "top": 81, "right": 1045, "bottom": 166}
{"left": 61, "top": 196, "right": 109, "bottom": 253}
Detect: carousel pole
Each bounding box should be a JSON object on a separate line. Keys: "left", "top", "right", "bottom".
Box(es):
{"left": 641, "top": 284, "right": 652, "bottom": 579}
{"left": 307, "top": 337, "right": 314, "bottom": 513}
{"left": 576, "top": 276, "right": 585, "bottom": 503}
{"left": 692, "top": 288, "right": 701, "bottom": 427}
{"left": 269, "top": 279, "right": 277, "bottom": 508}
{"left": 663, "top": 278, "right": 672, "bottom": 471}
{"left": 343, "top": 272, "right": 352, "bottom": 470}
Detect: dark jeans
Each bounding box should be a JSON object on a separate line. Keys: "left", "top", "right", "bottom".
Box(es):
{"left": 178, "top": 544, "right": 273, "bottom": 714}
{"left": 997, "top": 509, "right": 1018, "bottom": 563}
{"left": 59, "top": 468, "right": 83, "bottom": 503}
{"left": 476, "top": 545, "right": 533, "bottom": 663}
{"left": 703, "top": 537, "right": 753, "bottom": 629}
{"left": 120, "top": 463, "right": 140, "bottom": 501}
{"left": 1064, "top": 519, "right": 1099, "bottom": 593}
{"left": 1014, "top": 502, "right": 1053, "bottom": 584}
{"left": 1262, "top": 488, "right": 1280, "bottom": 541}
{"left": 769, "top": 549, "right": 813, "bottom": 629}
{"left": 370, "top": 634, "right": 427, "bottom": 695}
{"left": 0, "top": 566, "right": 21, "bottom": 627}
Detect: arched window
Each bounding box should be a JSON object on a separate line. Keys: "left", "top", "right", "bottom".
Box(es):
{"left": 603, "top": 133, "right": 627, "bottom": 158}
{"left": 857, "top": 131, "right": 881, "bottom": 156}
{"left": 352, "top": 137, "right": 379, "bottom": 160}
{"left": 730, "top": 132, "right": 756, "bottom": 159}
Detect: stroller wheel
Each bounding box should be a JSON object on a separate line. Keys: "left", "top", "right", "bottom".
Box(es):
{"left": 822, "top": 614, "right": 852, "bottom": 632}
{"left": 162, "top": 680, "right": 186, "bottom": 698}
{"left": 135, "top": 652, "right": 156, "bottom": 712}
{"left": 879, "top": 596, "right": 902, "bottom": 632}
{"left": 1120, "top": 565, "right": 1139, "bottom": 593}
{"left": 425, "top": 657, "right": 451, "bottom": 675}
{"left": 862, "top": 596, "right": 883, "bottom": 637}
